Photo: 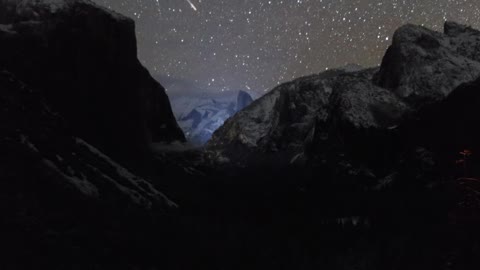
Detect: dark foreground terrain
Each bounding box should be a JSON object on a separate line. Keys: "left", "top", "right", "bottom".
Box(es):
{"left": 1, "top": 1, "right": 480, "bottom": 269}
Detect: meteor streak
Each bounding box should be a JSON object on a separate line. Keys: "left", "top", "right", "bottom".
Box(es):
{"left": 186, "top": 0, "right": 198, "bottom": 11}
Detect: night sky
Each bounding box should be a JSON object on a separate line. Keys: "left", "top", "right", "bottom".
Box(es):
{"left": 92, "top": 0, "right": 480, "bottom": 95}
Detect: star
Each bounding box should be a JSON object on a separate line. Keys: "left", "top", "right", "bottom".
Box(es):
{"left": 92, "top": 0, "right": 480, "bottom": 95}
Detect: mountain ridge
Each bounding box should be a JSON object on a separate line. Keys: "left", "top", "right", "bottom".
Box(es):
{"left": 209, "top": 21, "right": 480, "bottom": 165}
{"left": 0, "top": 0, "right": 185, "bottom": 167}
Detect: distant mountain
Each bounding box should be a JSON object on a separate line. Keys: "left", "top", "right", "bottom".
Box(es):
{"left": 170, "top": 90, "right": 254, "bottom": 145}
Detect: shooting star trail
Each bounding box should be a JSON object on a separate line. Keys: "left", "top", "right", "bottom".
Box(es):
{"left": 186, "top": 0, "right": 198, "bottom": 11}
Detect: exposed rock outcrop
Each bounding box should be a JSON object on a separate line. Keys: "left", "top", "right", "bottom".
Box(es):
{"left": 208, "top": 68, "right": 399, "bottom": 159}
{"left": 0, "top": 2, "right": 185, "bottom": 266}
{"left": 0, "top": 70, "right": 178, "bottom": 267}
{"left": 208, "top": 22, "right": 480, "bottom": 188}
{"left": 203, "top": 25, "right": 480, "bottom": 269}
{"left": 375, "top": 21, "right": 480, "bottom": 107}
{"left": 0, "top": 70, "right": 176, "bottom": 209}
{"left": 0, "top": 0, "right": 185, "bottom": 165}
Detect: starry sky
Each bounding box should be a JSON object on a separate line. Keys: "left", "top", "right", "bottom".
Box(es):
{"left": 92, "top": 0, "right": 480, "bottom": 95}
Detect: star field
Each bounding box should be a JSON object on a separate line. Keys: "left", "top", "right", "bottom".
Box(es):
{"left": 92, "top": 0, "right": 480, "bottom": 94}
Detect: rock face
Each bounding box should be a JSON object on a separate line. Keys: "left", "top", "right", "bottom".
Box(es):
{"left": 0, "top": 2, "right": 184, "bottom": 266}
{"left": 0, "top": 0, "right": 185, "bottom": 164}
{"left": 203, "top": 25, "right": 480, "bottom": 269}
{"left": 208, "top": 22, "right": 480, "bottom": 186}
{"left": 0, "top": 70, "right": 176, "bottom": 209}
{"left": 209, "top": 67, "right": 405, "bottom": 159}
{"left": 375, "top": 22, "right": 480, "bottom": 107}
{"left": 173, "top": 90, "right": 254, "bottom": 145}
{"left": 0, "top": 70, "right": 177, "bottom": 266}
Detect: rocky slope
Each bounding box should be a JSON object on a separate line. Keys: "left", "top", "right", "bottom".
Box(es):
{"left": 202, "top": 23, "right": 480, "bottom": 269}
{"left": 0, "top": 1, "right": 184, "bottom": 267}
{"left": 0, "top": 0, "right": 185, "bottom": 166}
{"left": 0, "top": 70, "right": 178, "bottom": 267}
{"left": 208, "top": 22, "right": 480, "bottom": 172}
{"left": 0, "top": 70, "right": 176, "bottom": 209}
{"left": 375, "top": 21, "right": 480, "bottom": 107}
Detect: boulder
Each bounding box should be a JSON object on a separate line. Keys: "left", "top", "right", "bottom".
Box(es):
{"left": 375, "top": 22, "right": 480, "bottom": 107}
